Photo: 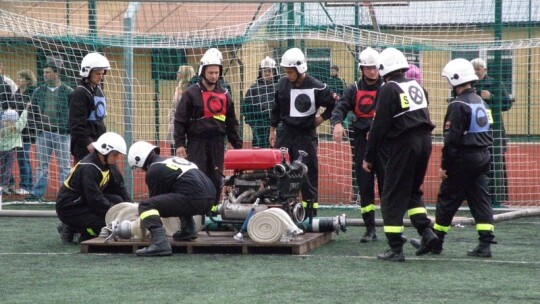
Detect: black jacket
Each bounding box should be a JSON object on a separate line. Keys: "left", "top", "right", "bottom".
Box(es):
{"left": 243, "top": 78, "right": 276, "bottom": 127}
{"left": 56, "top": 152, "right": 131, "bottom": 217}
{"left": 32, "top": 83, "right": 73, "bottom": 135}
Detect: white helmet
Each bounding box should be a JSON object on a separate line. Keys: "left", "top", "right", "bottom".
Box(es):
{"left": 198, "top": 49, "right": 223, "bottom": 77}
{"left": 92, "top": 132, "right": 127, "bottom": 155}
{"left": 377, "top": 48, "right": 409, "bottom": 77}
{"left": 128, "top": 141, "right": 160, "bottom": 169}
{"left": 442, "top": 58, "right": 479, "bottom": 87}
{"left": 80, "top": 52, "right": 110, "bottom": 78}
{"left": 359, "top": 47, "right": 379, "bottom": 68}
{"left": 260, "top": 56, "right": 277, "bottom": 69}
{"left": 280, "top": 48, "right": 307, "bottom": 74}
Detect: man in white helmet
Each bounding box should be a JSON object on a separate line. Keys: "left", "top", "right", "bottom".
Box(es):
{"left": 127, "top": 141, "right": 217, "bottom": 256}
{"left": 56, "top": 132, "right": 131, "bottom": 244}
{"left": 189, "top": 48, "right": 233, "bottom": 94}
{"left": 174, "top": 48, "right": 242, "bottom": 209}
{"left": 331, "top": 47, "right": 384, "bottom": 243}
{"left": 434, "top": 58, "right": 496, "bottom": 257}
{"left": 270, "top": 47, "right": 338, "bottom": 219}
{"left": 243, "top": 56, "right": 279, "bottom": 148}
{"left": 69, "top": 52, "right": 110, "bottom": 163}
{"left": 362, "top": 47, "right": 436, "bottom": 262}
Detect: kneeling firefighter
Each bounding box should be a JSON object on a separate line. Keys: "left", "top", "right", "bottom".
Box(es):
{"left": 128, "top": 141, "right": 217, "bottom": 256}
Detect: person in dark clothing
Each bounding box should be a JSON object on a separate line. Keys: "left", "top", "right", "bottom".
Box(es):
{"left": 56, "top": 132, "right": 131, "bottom": 244}
{"left": 270, "top": 47, "right": 338, "bottom": 218}
{"left": 127, "top": 141, "right": 217, "bottom": 256}
{"left": 69, "top": 52, "right": 110, "bottom": 164}
{"left": 433, "top": 58, "right": 496, "bottom": 257}
{"left": 331, "top": 47, "right": 384, "bottom": 243}
{"left": 327, "top": 64, "right": 347, "bottom": 97}
{"left": 189, "top": 48, "right": 233, "bottom": 95}
{"left": 471, "top": 58, "right": 513, "bottom": 206}
{"left": 243, "top": 56, "right": 279, "bottom": 148}
{"left": 174, "top": 48, "right": 243, "bottom": 210}
{"left": 362, "top": 48, "right": 437, "bottom": 262}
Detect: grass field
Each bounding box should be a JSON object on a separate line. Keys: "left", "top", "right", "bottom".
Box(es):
{"left": 1, "top": 206, "right": 539, "bottom": 304}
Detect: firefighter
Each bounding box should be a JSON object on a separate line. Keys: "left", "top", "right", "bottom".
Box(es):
{"left": 331, "top": 47, "right": 384, "bottom": 242}
{"left": 174, "top": 48, "right": 242, "bottom": 209}
{"left": 362, "top": 48, "right": 437, "bottom": 262}
{"left": 128, "top": 141, "right": 216, "bottom": 257}
{"left": 56, "top": 132, "right": 131, "bottom": 243}
{"left": 434, "top": 58, "right": 496, "bottom": 257}
{"left": 269, "top": 47, "right": 337, "bottom": 218}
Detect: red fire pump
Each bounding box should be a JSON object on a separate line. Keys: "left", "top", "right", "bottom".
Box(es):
{"left": 212, "top": 148, "right": 308, "bottom": 224}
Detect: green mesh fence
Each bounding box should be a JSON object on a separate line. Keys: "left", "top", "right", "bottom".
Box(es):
{"left": 0, "top": 0, "right": 538, "bottom": 207}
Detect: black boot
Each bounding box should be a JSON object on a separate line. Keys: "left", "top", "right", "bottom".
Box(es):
{"left": 415, "top": 227, "right": 438, "bottom": 256}
{"left": 360, "top": 212, "right": 377, "bottom": 243}
{"left": 57, "top": 223, "right": 77, "bottom": 245}
{"left": 467, "top": 242, "right": 492, "bottom": 258}
{"left": 360, "top": 227, "right": 377, "bottom": 243}
{"left": 136, "top": 227, "right": 172, "bottom": 257}
{"left": 377, "top": 247, "right": 405, "bottom": 262}
{"left": 173, "top": 216, "right": 198, "bottom": 241}
{"left": 431, "top": 232, "right": 446, "bottom": 255}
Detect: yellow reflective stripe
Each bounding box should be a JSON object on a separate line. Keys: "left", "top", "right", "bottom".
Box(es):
{"left": 383, "top": 226, "right": 404, "bottom": 233}
{"left": 86, "top": 228, "right": 97, "bottom": 236}
{"left": 434, "top": 223, "right": 450, "bottom": 233}
{"left": 360, "top": 204, "right": 376, "bottom": 214}
{"left": 407, "top": 207, "right": 427, "bottom": 217}
{"left": 302, "top": 201, "right": 319, "bottom": 209}
{"left": 302, "top": 201, "right": 307, "bottom": 208}
{"left": 476, "top": 223, "right": 494, "bottom": 232}
{"left": 140, "top": 209, "right": 160, "bottom": 220}
{"left": 211, "top": 205, "right": 218, "bottom": 212}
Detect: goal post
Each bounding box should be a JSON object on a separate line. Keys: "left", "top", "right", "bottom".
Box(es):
{"left": 0, "top": 0, "right": 538, "bottom": 207}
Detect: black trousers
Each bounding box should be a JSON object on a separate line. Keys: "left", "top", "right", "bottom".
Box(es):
{"left": 435, "top": 150, "right": 494, "bottom": 230}
{"left": 57, "top": 193, "right": 124, "bottom": 239}
{"left": 186, "top": 136, "right": 225, "bottom": 203}
{"left": 381, "top": 130, "right": 432, "bottom": 238}
{"left": 276, "top": 129, "right": 318, "bottom": 202}
{"left": 138, "top": 193, "right": 213, "bottom": 230}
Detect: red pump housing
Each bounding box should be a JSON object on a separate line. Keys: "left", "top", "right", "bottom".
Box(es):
{"left": 224, "top": 149, "right": 290, "bottom": 171}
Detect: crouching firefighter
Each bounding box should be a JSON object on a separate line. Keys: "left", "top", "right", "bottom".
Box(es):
{"left": 128, "top": 141, "right": 217, "bottom": 257}
{"left": 56, "top": 132, "right": 131, "bottom": 243}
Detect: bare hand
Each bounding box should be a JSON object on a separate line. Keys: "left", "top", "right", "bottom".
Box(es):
{"left": 176, "top": 147, "right": 187, "bottom": 158}
{"left": 314, "top": 116, "right": 324, "bottom": 127}
{"left": 480, "top": 90, "right": 491, "bottom": 100}
{"left": 439, "top": 168, "right": 447, "bottom": 180}
{"left": 362, "top": 160, "right": 372, "bottom": 172}
{"left": 333, "top": 123, "right": 344, "bottom": 144}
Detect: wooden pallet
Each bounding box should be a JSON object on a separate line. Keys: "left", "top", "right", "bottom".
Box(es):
{"left": 80, "top": 231, "right": 333, "bottom": 255}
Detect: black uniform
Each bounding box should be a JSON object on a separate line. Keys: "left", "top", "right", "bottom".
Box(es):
{"left": 68, "top": 81, "right": 107, "bottom": 163}
{"left": 435, "top": 88, "right": 495, "bottom": 243}
{"left": 364, "top": 75, "right": 435, "bottom": 249}
{"left": 331, "top": 77, "right": 384, "bottom": 227}
{"left": 243, "top": 78, "right": 276, "bottom": 148}
{"left": 173, "top": 82, "right": 242, "bottom": 203}
{"left": 137, "top": 155, "right": 217, "bottom": 230}
{"left": 472, "top": 75, "right": 512, "bottom": 205}
{"left": 271, "top": 74, "right": 336, "bottom": 210}
{"left": 56, "top": 152, "right": 131, "bottom": 240}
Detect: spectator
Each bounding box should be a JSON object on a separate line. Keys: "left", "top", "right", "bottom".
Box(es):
{"left": 1, "top": 105, "right": 29, "bottom": 196}
{"left": 25, "top": 64, "right": 73, "bottom": 202}
{"left": 470, "top": 58, "right": 512, "bottom": 206}
{"left": 8, "top": 70, "right": 37, "bottom": 195}
{"left": 167, "top": 65, "right": 195, "bottom": 155}
{"left": 0, "top": 61, "right": 17, "bottom": 101}
{"left": 270, "top": 47, "right": 338, "bottom": 218}
{"left": 56, "top": 132, "right": 131, "bottom": 244}
{"left": 69, "top": 52, "right": 110, "bottom": 163}
{"left": 327, "top": 64, "right": 347, "bottom": 97}
{"left": 405, "top": 63, "right": 423, "bottom": 85}
{"left": 362, "top": 48, "right": 436, "bottom": 262}
{"left": 174, "top": 48, "right": 243, "bottom": 209}
{"left": 243, "top": 56, "right": 279, "bottom": 148}
{"left": 127, "top": 141, "right": 217, "bottom": 256}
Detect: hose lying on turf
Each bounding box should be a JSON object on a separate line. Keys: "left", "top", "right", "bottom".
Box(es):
{"left": 247, "top": 208, "right": 304, "bottom": 243}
